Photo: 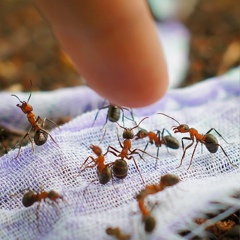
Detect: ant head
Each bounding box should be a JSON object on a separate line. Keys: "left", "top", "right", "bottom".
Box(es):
{"left": 122, "top": 128, "right": 134, "bottom": 139}
{"left": 135, "top": 129, "right": 148, "bottom": 140}
{"left": 90, "top": 144, "right": 102, "bottom": 156}
{"left": 22, "top": 190, "right": 36, "bottom": 207}
{"left": 116, "top": 117, "right": 149, "bottom": 140}
{"left": 160, "top": 174, "right": 180, "bottom": 190}
{"left": 12, "top": 94, "right": 33, "bottom": 113}
{"left": 173, "top": 124, "right": 189, "bottom": 133}
{"left": 48, "top": 190, "right": 62, "bottom": 201}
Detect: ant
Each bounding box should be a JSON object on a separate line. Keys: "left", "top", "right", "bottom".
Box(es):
{"left": 136, "top": 174, "right": 180, "bottom": 232}
{"left": 158, "top": 113, "right": 238, "bottom": 170}
{"left": 135, "top": 128, "right": 180, "bottom": 166}
{"left": 106, "top": 227, "right": 131, "bottom": 240}
{"left": 107, "top": 117, "right": 158, "bottom": 183}
{"left": 16, "top": 188, "right": 65, "bottom": 232}
{"left": 22, "top": 188, "right": 64, "bottom": 207}
{"left": 92, "top": 101, "right": 135, "bottom": 127}
{"left": 79, "top": 144, "right": 112, "bottom": 185}
{"left": 11, "top": 80, "right": 59, "bottom": 158}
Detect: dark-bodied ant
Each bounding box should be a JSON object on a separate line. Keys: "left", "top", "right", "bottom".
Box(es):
{"left": 79, "top": 144, "right": 112, "bottom": 185}
{"left": 136, "top": 174, "right": 180, "bottom": 232}
{"left": 135, "top": 128, "right": 179, "bottom": 166}
{"left": 11, "top": 80, "right": 59, "bottom": 158}
{"left": 106, "top": 227, "right": 131, "bottom": 240}
{"left": 92, "top": 101, "right": 135, "bottom": 127}
{"left": 107, "top": 117, "right": 158, "bottom": 183}
{"left": 158, "top": 113, "right": 238, "bottom": 170}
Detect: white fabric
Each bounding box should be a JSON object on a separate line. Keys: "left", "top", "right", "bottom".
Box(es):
{"left": 0, "top": 68, "right": 239, "bottom": 240}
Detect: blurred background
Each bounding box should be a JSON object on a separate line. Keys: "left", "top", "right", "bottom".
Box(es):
{"left": 0, "top": 0, "right": 239, "bottom": 92}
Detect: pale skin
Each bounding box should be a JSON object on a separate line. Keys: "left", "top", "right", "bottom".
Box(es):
{"left": 34, "top": 0, "right": 169, "bottom": 108}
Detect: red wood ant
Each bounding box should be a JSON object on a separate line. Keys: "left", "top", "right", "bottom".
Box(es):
{"left": 11, "top": 81, "right": 59, "bottom": 158}
{"left": 135, "top": 128, "right": 179, "bottom": 166}
{"left": 158, "top": 113, "right": 238, "bottom": 170}
{"left": 79, "top": 144, "right": 112, "bottom": 185}
{"left": 18, "top": 188, "right": 65, "bottom": 232}
{"left": 92, "top": 101, "right": 135, "bottom": 127}
{"left": 22, "top": 189, "right": 64, "bottom": 207}
{"left": 107, "top": 117, "right": 158, "bottom": 183}
{"left": 106, "top": 227, "right": 131, "bottom": 240}
{"left": 136, "top": 174, "right": 180, "bottom": 232}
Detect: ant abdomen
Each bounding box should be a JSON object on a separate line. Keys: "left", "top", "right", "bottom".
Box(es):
{"left": 108, "top": 105, "right": 121, "bottom": 122}
{"left": 97, "top": 166, "right": 112, "bottom": 184}
{"left": 112, "top": 159, "right": 128, "bottom": 179}
{"left": 143, "top": 215, "right": 156, "bottom": 233}
{"left": 34, "top": 130, "right": 48, "bottom": 146}
{"left": 204, "top": 134, "right": 219, "bottom": 153}
{"left": 22, "top": 190, "right": 36, "bottom": 207}
{"left": 163, "top": 135, "right": 180, "bottom": 149}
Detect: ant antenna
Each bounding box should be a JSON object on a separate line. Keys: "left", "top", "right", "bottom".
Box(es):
{"left": 26, "top": 79, "right": 33, "bottom": 103}
{"left": 116, "top": 117, "right": 149, "bottom": 130}
{"left": 11, "top": 94, "right": 23, "bottom": 103}
{"left": 11, "top": 79, "right": 33, "bottom": 103}
{"left": 157, "top": 113, "right": 181, "bottom": 125}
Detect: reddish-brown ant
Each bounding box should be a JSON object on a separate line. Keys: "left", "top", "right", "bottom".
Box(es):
{"left": 136, "top": 174, "right": 180, "bottom": 232}
{"left": 106, "top": 227, "right": 131, "bottom": 240}
{"left": 11, "top": 81, "right": 59, "bottom": 158}
{"left": 92, "top": 102, "right": 135, "bottom": 127}
{"left": 22, "top": 188, "right": 64, "bottom": 207}
{"left": 79, "top": 144, "right": 112, "bottom": 185}
{"left": 158, "top": 113, "right": 238, "bottom": 170}
{"left": 15, "top": 188, "right": 65, "bottom": 232}
{"left": 107, "top": 117, "right": 158, "bottom": 183}
{"left": 135, "top": 128, "right": 179, "bottom": 166}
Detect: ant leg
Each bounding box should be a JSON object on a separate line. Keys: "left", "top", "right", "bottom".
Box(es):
{"left": 105, "top": 146, "right": 120, "bottom": 156}
{"left": 36, "top": 202, "right": 41, "bottom": 233}
{"left": 44, "top": 117, "right": 60, "bottom": 129}
{"left": 128, "top": 156, "right": 145, "bottom": 184}
{"left": 206, "top": 128, "right": 233, "bottom": 144}
{"left": 38, "top": 127, "right": 59, "bottom": 148}
{"left": 78, "top": 157, "right": 97, "bottom": 176}
{"left": 83, "top": 179, "right": 98, "bottom": 197}
{"left": 15, "top": 129, "right": 33, "bottom": 159}
{"left": 181, "top": 137, "right": 192, "bottom": 150}
{"left": 216, "top": 143, "right": 238, "bottom": 168}
{"left": 121, "top": 107, "right": 136, "bottom": 125}
{"left": 92, "top": 105, "right": 108, "bottom": 127}
{"left": 117, "top": 134, "right": 124, "bottom": 149}
{"left": 142, "top": 142, "right": 150, "bottom": 158}
{"left": 177, "top": 139, "right": 194, "bottom": 168}
{"left": 187, "top": 142, "right": 199, "bottom": 170}
{"left": 154, "top": 146, "right": 160, "bottom": 168}
{"left": 131, "top": 148, "right": 158, "bottom": 160}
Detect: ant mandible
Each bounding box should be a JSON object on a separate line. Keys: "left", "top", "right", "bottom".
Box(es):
{"left": 136, "top": 174, "right": 180, "bottom": 232}
{"left": 92, "top": 101, "right": 135, "bottom": 127}
{"left": 11, "top": 80, "right": 59, "bottom": 158}
{"left": 107, "top": 117, "right": 158, "bottom": 183}
{"left": 135, "top": 128, "right": 179, "bottom": 166}
{"left": 158, "top": 113, "right": 238, "bottom": 170}
{"left": 79, "top": 144, "right": 112, "bottom": 185}
{"left": 106, "top": 227, "right": 131, "bottom": 240}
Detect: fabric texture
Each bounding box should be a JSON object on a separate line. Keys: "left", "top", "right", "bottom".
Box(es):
{"left": 0, "top": 68, "right": 239, "bottom": 240}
